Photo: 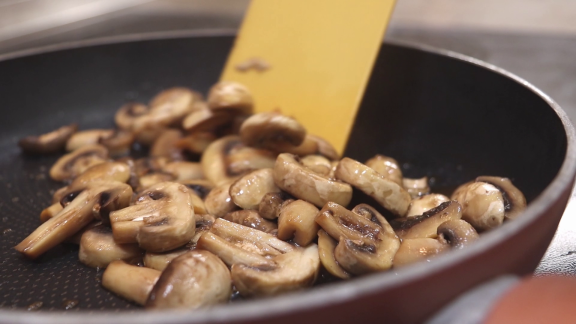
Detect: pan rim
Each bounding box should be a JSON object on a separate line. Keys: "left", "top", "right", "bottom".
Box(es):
{"left": 1, "top": 30, "right": 574, "bottom": 324}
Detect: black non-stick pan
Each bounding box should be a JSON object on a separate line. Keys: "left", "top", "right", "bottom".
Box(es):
{"left": 0, "top": 32, "right": 574, "bottom": 324}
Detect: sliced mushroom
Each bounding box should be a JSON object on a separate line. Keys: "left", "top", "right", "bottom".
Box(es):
{"left": 224, "top": 210, "right": 277, "bottom": 233}
{"left": 98, "top": 129, "right": 134, "bottom": 157}
{"left": 134, "top": 87, "right": 197, "bottom": 130}
{"left": 102, "top": 260, "right": 160, "bottom": 306}
{"left": 201, "top": 135, "right": 276, "bottom": 186}
{"left": 40, "top": 203, "right": 63, "bottom": 222}
{"left": 274, "top": 153, "right": 352, "bottom": 208}
{"left": 182, "top": 108, "right": 235, "bottom": 133}
{"left": 240, "top": 112, "right": 306, "bottom": 149}
{"left": 149, "top": 129, "right": 184, "bottom": 161}
{"left": 315, "top": 202, "right": 400, "bottom": 275}
{"left": 143, "top": 247, "right": 190, "bottom": 271}
{"left": 307, "top": 134, "right": 340, "bottom": 161}
{"left": 178, "top": 179, "right": 214, "bottom": 199}
{"left": 207, "top": 81, "right": 253, "bottom": 115}
{"left": 18, "top": 123, "right": 78, "bottom": 155}
{"left": 277, "top": 200, "right": 319, "bottom": 246}
{"left": 317, "top": 229, "right": 350, "bottom": 279}
{"left": 115, "top": 102, "right": 149, "bottom": 131}
{"left": 393, "top": 238, "right": 449, "bottom": 267}
{"left": 229, "top": 168, "right": 280, "bottom": 210}
{"left": 406, "top": 193, "right": 450, "bottom": 217}
{"left": 204, "top": 180, "right": 239, "bottom": 218}
{"left": 403, "top": 177, "right": 431, "bottom": 199}
{"left": 365, "top": 155, "right": 403, "bottom": 185}
{"left": 272, "top": 134, "right": 319, "bottom": 156}
{"left": 66, "top": 129, "right": 115, "bottom": 152}
{"left": 258, "top": 192, "right": 290, "bottom": 220}
{"left": 15, "top": 181, "right": 132, "bottom": 259}
{"left": 231, "top": 244, "right": 320, "bottom": 297}
{"left": 162, "top": 161, "right": 204, "bottom": 181}
{"left": 196, "top": 231, "right": 274, "bottom": 267}
{"left": 335, "top": 157, "right": 411, "bottom": 216}
{"left": 300, "top": 155, "right": 332, "bottom": 177}
{"left": 69, "top": 161, "right": 131, "bottom": 187}
{"left": 110, "top": 182, "right": 195, "bottom": 252}
{"left": 49, "top": 144, "right": 109, "bottom": 181}
{"left": 137, "top": 172, "right": 175, "bottom": 192}
{"left": 475, "top": 176, "right": 527, "bottom": 220}
{"left": 451, "top": 181, "right": 505, "bottom": 231}
{"left": 78, "top": 225, "right": 142, "bottom": 268}
{"left": 391, "top": 200, "right": 463, "bottom": 239}
{"left": 437, "top": 219, "right": 479, "bottom": 249}
{"left": 146, "top": 250, "right": 231, "bottom": 309}
{"left": 176, "top": 131, "right": 217, "bottom": 155}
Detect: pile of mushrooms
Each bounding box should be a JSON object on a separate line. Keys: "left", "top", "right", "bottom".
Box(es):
{"left": 16, "top": 81, "right": 527, "bottom": 310}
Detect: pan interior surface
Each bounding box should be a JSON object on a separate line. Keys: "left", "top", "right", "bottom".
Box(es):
{"left": 0, "top": 34, "right": 569, "bottom": 321}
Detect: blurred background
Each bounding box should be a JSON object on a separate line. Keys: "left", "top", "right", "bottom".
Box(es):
{"left": 1, "top": 0, "right": 575, "bottom": 273}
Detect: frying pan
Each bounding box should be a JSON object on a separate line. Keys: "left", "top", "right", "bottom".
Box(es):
{"left": 0, "top": 31, "right": 574, "bottom": 324}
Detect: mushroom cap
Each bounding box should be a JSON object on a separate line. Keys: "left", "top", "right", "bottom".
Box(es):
{"left": 146, "top": 250, "right": 231, "bottom": 310}
{"left": 406, "top": 193, "right": 450, "bottom": 217}
{"left": 437, "top": 219, "right": 479, "bottom": 249}
{"left": 335, "top": 157, "right": 411, "bottom": 216}
{"left": 365, "top": 154, "right": 403, "bottom": 185}
{"left": 240, "top": 112, "right": 306, "bottom": 149}
{"left": 476, "top": 176, "right": 527, "bottom": 220}
{"left": 300, "top": 155, "right": 332, "bottom": 177}
{"left": 207, "top": 81, "right": 253, "bottom": 115}
{"left": 391, "top": 200, "right": 463, "bottom": 239}
{"left": 229, "top": 168, "right": 280, "bottom": 210}
{"left": 102, "top": 260, "right": 160, "bottom": 306}
{"left": 317, "top": 229, "right": 350, "bottom": 279}
{"left": 451, "top": 181, "right": 505, "bottom": 231}
{"left": 78, "top": 225, "right": 142, "bottom": 268}
{"left": 273, "top": 153, "right": 352, "bottom": 208}
{"left": 231, "top": 244, "right": 320, "bottom": 297}
{"left": 110, "top": 182, "right": 195, "bottom": 252}
{"left": 49, "top": 144, "right": 109, "bottom": 181}
{"left": 66, "top": 129, "right": 115, "bottom": 152}
{"left": 18, "top": 123, "right": 78, "bottom": 155}
{"left": 204, "top": 180, "right": 239, "bottom": 218}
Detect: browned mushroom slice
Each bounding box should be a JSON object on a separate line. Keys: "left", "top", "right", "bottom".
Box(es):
{"left": 66, "top": 129, "right": 115, "bottom": 152}
{"left": 231, "top": 244, "right": 320, "bottom": 297}
{"left": 143, "top": 247, "right": 189, "bottom": 271}
{"left": 149, "top": 129, "right": 184, "bottom": 160}
{"left": 391, "top": 200, "right": 463, "bottom": 239}
{"left": 403, "top": 177, "right": 431, "bottom": 199}
{"left": 239, "top": 112, "right": 306, "bottom": 149}
{"left": 135, "top": 87, "right": 197, "bottom": 129}
{"left": 272, "top": 134, "right": 319, "bottom": 156}
{"left": 204, "top": 180, "right": 239, "bottom": 218}
{"left": 207, "top": 81, "right": 253, "bottom": 115}
{"left": 224, "top": 210, "right": 278, "bottom": 233}
{"left": 258, "top": 192, "right": 290, "bottom": 220}
{"left": 70, "top": 161, "right": 131, "bottom": 187}
{"left": 451, "top": 181, "right": 505, "bottom": 231}
{"left": 229, "top": 168, "right": 280, "bottom": 210}
{"left": 176, "top": 131, "right": 217, "bottom": 155}
{"left": 196, "top": 231, "right": 274, "bottom": 267}
{"left": 306, "top": 134, "right": 340, "bottom": 161}
{"left": 437, "top": 219, "right": 479, "bottom": 249}
{"left": 98, "top": 129, "right": 134, "bottom": 157}
{"left": 39, "top": 203, "right": 63, "bottom": 222}
{"left": 78, "top": 225, "right": 142, "bottom": 268}
{"left": 102, "top": 260, "right": 160, "bottom": 306}
{"left": 201, "top": 135, "right": 276, "bottom": 186}
{"left": 317, "top": 229, "right": 350, "bottom": 279}
{"left": 393, "top": 238, "right": 449, "bottom": 267}
{"left": 18, "top": 123, "right": 78, "bottom": 155}
{"left": 277, "top": 200, "right": 319, "bottom": 246}
{"left": 15, "top": 181, "right": 132, "bottom": 259}
{"left": 406, "top": 193, "right": 450, "bottom": 217}
{"left": 475, "top": 176, "right": 527, "bottom": 220}
{"left": 110, "top": 182, "right": 195, "bottom": 252}
{"left": 182, "top": 108, "right": 235, "bottom": 133}
{"left": 115, "top": 102, "right": 149, "bottom": 131}
{"left": 335, "top": 157, "right": 411, "bottom": 216}
{"left": 300, "top": 155, "right": 332, "bottom": 177}
{"left": 274, "top": 153, "right": 352, "bottom": 208}
{"left": 49, "top": 144, "right": 109, "bottom": 181}
{"left": 178, "top": 179, "right": 214, "bottom": 199}
{"left": 146, "top": 250, "right": 231, "bottom": 310}
{"left": 316, "top": 202, "right": 400, "bottom": 275}
{"left": 162, "top": 161, "right": 204, "bottom": 181}
{"left": 365, "top": 154, "right": 403, "bottom": 186}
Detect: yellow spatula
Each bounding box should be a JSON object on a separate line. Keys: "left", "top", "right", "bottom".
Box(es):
{"left": 221, "top": 0, "right": 396, "bottom": 154}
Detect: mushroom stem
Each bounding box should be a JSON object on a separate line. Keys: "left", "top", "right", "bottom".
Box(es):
{"left": 102, "top": 260, "right": 160, "bottom": 306}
